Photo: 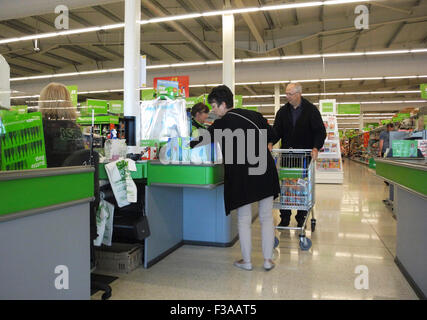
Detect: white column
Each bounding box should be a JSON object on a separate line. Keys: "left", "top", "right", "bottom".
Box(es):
{"left": 222, "top": 5, "right": 235, "bottom": 95}
{"left": 274, "top": 84, "right": 281, "bottom": 115}
{"left": 124, "top": 0, "right": 141, "bottom": 144}
{"left": 359, "top": 114, "right": 364, "bottom": 131}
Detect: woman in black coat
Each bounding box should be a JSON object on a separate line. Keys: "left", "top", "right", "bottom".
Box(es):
{"left": 191, "top": 85, "right": 280, "bottom": 271}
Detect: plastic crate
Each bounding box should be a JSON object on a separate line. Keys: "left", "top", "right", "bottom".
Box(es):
{"left": 94, "top": 243, "right": 143, "bottom": 274}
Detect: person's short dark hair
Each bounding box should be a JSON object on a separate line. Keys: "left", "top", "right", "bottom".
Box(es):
{"left": 208, "top": 85, "right": 234, "bottom": 109}
{"left": 191, "top": 103, "right": 209, "bottom": 117}
{"left": 387, "top": 123, "right": 393, "bottom": 129}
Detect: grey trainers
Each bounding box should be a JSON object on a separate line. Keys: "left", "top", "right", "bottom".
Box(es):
{"left": 233, "top": 260, "right": 253, "bottom": 271}
{"left": 263, "top": 260, "right": 275, "bottom": 271}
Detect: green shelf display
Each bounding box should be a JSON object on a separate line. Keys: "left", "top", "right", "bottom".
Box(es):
{"left": 0, "top": 111, "right": 47, "bottom": 171}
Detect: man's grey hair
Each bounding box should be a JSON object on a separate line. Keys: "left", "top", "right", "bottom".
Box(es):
{"left": 288, "top": 82, "right": 303, "bottom": 94}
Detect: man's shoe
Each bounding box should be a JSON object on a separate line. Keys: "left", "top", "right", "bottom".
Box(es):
{"left": 233, "top": 260, "right": 253, "bottom": 271}
{"left": 264, "top": 260, "right": 275, "bottom": 271}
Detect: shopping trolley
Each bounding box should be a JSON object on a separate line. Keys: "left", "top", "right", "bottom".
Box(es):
{"left": 272, "top": 149, "right": 316, "bottom": 251}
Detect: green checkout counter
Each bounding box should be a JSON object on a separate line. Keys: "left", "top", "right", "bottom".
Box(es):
{"left": 376, "top": 158, "right": 427, "bottom": 299}
{"left": 99, "top": 161, "right": 243, "bottom": 269}
{"left": 0, "top": 166, "right": 94, "bottom": 300}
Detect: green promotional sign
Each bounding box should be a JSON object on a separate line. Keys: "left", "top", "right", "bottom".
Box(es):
{"left": 338, "top": 103, "right": 361, "bottom": 115}
{"left": 11, "top": 105, "right": 28, "bottom": 114}
{"left": 108, "top": 100, "right": 124, "bottom": 115}
{"left": 392, "top": 140, "right": 418, "bottom": 157}
{"left": 366, "top": 123, "right": 379, "bottom": 129}
{"left": 0, "top": 112, "right": 47, "bottom": 170}
{"left": 77, "top": 115, "right": 119, "bottom": 125}
{"left": 67, "top": 85, "right": 78, "bottom": 107}
{"left": 421, "top": 84, "right": 427, "bottom": 100}
{"left": 185, "top": 96, "right": 204, "bottom": 109}
{"left": 80, "top": 99, "right": 108, "bottom": 116}
{"left": 141, "top": 89, "right": 156, "bottom": 101}
{"left": 319, "top": 100, "right": 336, "bottom": 114}
{"left": 381, "top": 119, "right": 392, "bottom": 125}
{"left": 234, "top": 95, "right": 243, "bottom": 109}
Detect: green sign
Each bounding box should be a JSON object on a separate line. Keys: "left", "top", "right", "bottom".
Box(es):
{"left": 11, "top": 105, "right": 28, "bottom": 114}
{"left": 67, "top": 85, "right": 78, "bottom": 107}
{"left": 108, "top": 100, "right": 124, "bottom": 115}
{"left": 366, "top": 123, "right": 379, "bottom": 129}
{"left": 141, "top": 89, "right": 156, "bottom": 101}
{"left": 0, "top": 112, "right": 47, "bottom": 170}
{"left": 320, "top": 100, "right": 335, "bottom": 114}
{"left": 381, "top": 119, "right": 392, "bottom": 125}
{"left": 421, "top": 84, "right": 427, "bottom": 100}
{"left": 185, "top": 96, "right": 205, "bottom": 109}
{"left": 338, "top": 103, "right": 361, "bottom": 115}
{"left": 77, "top": 115, "right": 119, "bottom": 125}
{"left": 392, "top": 140, "right": 418, "bottom": 157}
{"left": 234, "top": 95, "right": 243, "bottom": 109}
{"left": 80, "top": 99, "right": 108, "bottom": 116}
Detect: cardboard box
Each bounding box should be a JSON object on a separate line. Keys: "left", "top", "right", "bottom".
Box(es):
{"left": 94, "top": 243, "right": 142, "bottom": 274}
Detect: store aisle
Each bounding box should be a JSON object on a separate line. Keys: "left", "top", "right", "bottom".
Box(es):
{"left": 92, "top": 160, "right": 418, "bottom": 300}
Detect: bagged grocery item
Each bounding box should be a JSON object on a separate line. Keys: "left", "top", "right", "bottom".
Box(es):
{"left": 104, "top": 159, "right": 137, "bottom": 207}
{"left": 104, "top": 139, "right": 127, "bottom": 162}
{"left": 94, "top": 196, "right": 115, "bottom": 246}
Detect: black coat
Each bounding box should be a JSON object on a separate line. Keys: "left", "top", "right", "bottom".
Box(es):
{"left": 273, "top": 97, "right": 326, "bottom": 150}
{"left": 191, "top": 108, "right": 281, "bottom": 215}
{"left": 43, "top": 119, "right": 85, "bottom": 168}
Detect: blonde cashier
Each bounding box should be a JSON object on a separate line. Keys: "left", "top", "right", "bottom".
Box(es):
{"left": 191, "top": 103, "right": 210, "bottom": 138}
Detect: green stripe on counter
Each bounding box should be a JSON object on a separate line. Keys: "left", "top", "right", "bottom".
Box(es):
{"left": 376, "top": 162, "right": 427, "bottom": 196}
{"left": 0, "top": 171, "right": 94, "bottom": 216}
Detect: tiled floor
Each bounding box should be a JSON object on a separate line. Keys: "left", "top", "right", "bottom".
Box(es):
{"left": 92, "top": 160, "right": 418, "bottom": 300}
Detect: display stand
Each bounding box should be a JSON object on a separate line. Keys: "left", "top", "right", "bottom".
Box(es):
{"left": 316, "top": 101, "right": 344, "bottom": 184}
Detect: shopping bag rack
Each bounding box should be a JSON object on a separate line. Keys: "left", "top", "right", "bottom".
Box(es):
{"left": 272, "top": 149, "right": 316, "bottom": 251}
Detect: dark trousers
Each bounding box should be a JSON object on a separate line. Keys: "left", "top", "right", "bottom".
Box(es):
{"left": 280, "top": 209, "right": 307, "bottom": 224}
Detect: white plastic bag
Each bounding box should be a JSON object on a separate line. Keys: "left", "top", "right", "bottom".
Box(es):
{"left": 94, "top": 197, "right": 115, "bottom": 246}
{"left": 104, "top": 139, "right": 127, "bottom": 162}
{"left": 140, "top": 98, "right": 189, "bottom": 142}
{"left": 105, "top": 159, "right": 137, "bottom": 208}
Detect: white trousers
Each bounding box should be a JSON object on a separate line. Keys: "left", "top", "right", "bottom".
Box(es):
{"left": 237, "top": 196, "right": 274, "bottom": 262}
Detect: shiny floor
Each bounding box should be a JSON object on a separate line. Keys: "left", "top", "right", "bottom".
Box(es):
{"left": 92, "top": 160, "right": 418, "bottom": 300}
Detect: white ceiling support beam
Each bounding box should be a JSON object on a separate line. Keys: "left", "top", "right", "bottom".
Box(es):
{"left": 10, "top": 53, "right": 427, "bottom": 96}
{"left": 235, "top": 0, "right": 265, "bottom": 51}
{"left": 143, "top": 0, "right": 219, "bottom": 60}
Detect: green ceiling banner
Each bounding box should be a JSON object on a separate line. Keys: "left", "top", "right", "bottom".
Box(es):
{"left": 77, "top": 115, "right": 119, "bottom": 125}
{"left": 185, "top": 96, "right": 204, "bottom": 109}
{"left": 10, "top": 105, "right": 28, "bottom": 114}
{"left": 421, "top": 84, "right": 427, "bottom": 99}
{"left": 80, "top": 99, "right": 108, "bottom": 116}
{"left": 338, "top": 103, "right": 361, "bottom": 115}
{"left": 108, "top": 100, "right": 124, "bottom": 115}
{"left": 319, "top": 99, "right": 336, "bottom": 114}
{"left": 234, "top": 95, "right": 243, "bottom": 109}
{"left": 66, "top": 85, "right": 78, "bottom": 108}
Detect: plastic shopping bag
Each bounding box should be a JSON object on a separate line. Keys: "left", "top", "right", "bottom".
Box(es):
{"left": 105, "top": 159, "right": 137, "bottom": 208}
{"left": 94, "top": 197, "right": 115, "bottom": 246}
{"left": 140, "top": 98, "right": 189, "bottom": 142}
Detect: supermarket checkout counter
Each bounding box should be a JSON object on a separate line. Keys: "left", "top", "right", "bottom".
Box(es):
{"left": 99, "top": 161, "right": 243, "bottom": 269}
{"left": 0, "top": 166, "right": 94, "bottom": 300}
{"left": 376, "top": 158, "right": 427, "bottom": 299}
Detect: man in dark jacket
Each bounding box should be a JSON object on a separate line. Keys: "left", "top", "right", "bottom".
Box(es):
{"left": 272, "top": 82, "right": 326, "bottom": 227}
{"left": 191, "top": 85, "right": 280, "bottom": 271}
